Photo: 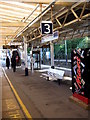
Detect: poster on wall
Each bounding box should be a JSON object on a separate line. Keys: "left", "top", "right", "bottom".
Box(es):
{"left": 71, "top": 48, "right": 90, "bottom": 99}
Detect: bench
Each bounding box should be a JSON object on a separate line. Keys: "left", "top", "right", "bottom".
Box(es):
{"left": 42, "top": 68, "right": 65, "bottom": 85}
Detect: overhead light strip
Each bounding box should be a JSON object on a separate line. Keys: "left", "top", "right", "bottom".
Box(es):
{"left": 0, "top": 8, "right": 29, "bottom": 16}
{"left": 1, "top": 0, "right": 36, "bottom": 9}
{"left": 0, "top": 4, "right": 36, "bottom": 13}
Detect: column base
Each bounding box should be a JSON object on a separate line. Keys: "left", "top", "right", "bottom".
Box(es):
{"left": 25, "top": 68, "right": 28, "bottom": 76}
{"left": 69, "top": 95, "right": 90, "bottom": 110}
{"left": 73, "top": 93, "right": 90, "bottom": 104}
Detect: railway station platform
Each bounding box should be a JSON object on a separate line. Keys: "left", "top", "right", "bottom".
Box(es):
{"left": 0, "top": 66, "right": 89, "bottom": 119}
{"left": 0, "top": 0, "right": 90, "bottom": 119}
{"left": 0, "top": 67, "right": 26, "bottom": 119}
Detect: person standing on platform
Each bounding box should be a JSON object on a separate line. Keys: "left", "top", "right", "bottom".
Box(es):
{"left": 6, "top": 56, "right": 10, "bottom": 69}
{"left": 11, "top": 55, "right": 16, "bottom": 72}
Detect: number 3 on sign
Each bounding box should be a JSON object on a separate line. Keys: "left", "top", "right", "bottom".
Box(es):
{"left": 44, "top": 24, "right": 50, "bottom": 34}
{"left": 41, "top": 21, "right": 53, "bottom": 35}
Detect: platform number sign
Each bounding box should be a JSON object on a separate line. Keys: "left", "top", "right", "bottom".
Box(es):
{"left": 41, "top": 21, "right": 53, "bottom": 35}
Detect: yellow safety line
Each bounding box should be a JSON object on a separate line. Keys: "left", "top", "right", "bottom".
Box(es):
{"left": 2, "top": 68, "right": 32, "bottom": 119}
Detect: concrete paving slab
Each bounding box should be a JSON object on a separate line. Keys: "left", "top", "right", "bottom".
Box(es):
{"left": 0, "top": 68, "right": 2, "bottom": 120}
{"left": 2, "top": 109, "right": 25, "bottom": 118}
{"left": 0, "top": 99, "right": 2, "bottom": 112}
{"left": 0, "top": 79, "right": 2, "bottom": 86}
{"left": 2, "top": 69, "right": 26, "bottom": 119}
{"left": 0, "top": 112, "right": 2, "bottom": 120}
{"left": 0, "top": 76, "right": 2, "bottom": 98}
{"left": 2, "top": 77, "right": 9, "bottom": 86}
{"left": 2, "top": 86, "right": 14, "bottom": 100}
{"left": 2, "top": 98, "right": 20, "bottom": 112}
{"left": 0, "top": 87, "right": 2, "bottom": 100}
{"left": 2, "top": 84, "right": 11, "bottom": 90}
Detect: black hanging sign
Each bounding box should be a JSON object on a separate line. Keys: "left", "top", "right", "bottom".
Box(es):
{"left": 41, "top": 21, "right": 53, "bottom": 35}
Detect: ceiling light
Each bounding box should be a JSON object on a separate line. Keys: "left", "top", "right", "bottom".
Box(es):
{"left": 1, "top": 1, "right": 36, "bottom": 9}
{"left": 0, "top": 8, "right": 29, "bottom": 16}
{"left": 0, "top": 4, "right": 35, "bottom": 13}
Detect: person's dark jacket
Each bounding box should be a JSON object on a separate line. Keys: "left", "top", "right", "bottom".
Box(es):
{"left": 6, "top": 57, "right": 10, "bottom": 68}
{"left": 12, "top": 57, "right": 16, "bottom": 66}
{"left": 11, "top": 56, "right": 16, "bottom": 67}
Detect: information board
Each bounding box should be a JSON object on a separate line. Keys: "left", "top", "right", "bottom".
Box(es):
{"left": 41, "top": 31, "right": 59, "bottom": 43}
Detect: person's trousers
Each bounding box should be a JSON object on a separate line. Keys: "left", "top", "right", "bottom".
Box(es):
{"left": 13, "top": 66, "right": 16, "bottom": 72}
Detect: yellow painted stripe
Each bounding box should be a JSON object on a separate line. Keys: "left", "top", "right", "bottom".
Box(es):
{"left": 2, "top": 68, "right": 32, "bottom": 119}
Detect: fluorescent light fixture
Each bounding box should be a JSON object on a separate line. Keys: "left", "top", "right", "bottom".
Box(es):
{"left": 0, "top": 16, "right": 20, "bottom": 21}
{"left": 0, "top": 4, "right": 35, "bottom": 13}
{"left": 0, "top": 8, "right": 29, "bottom": 16}
{"left": 0, "top": 18, "right": 16, "bottom": 22}
{"left": 1, "top": 1, "right": 36, "bottom": 9}
{"left": 0, "top": 13, "right": 24, "bottom": 19}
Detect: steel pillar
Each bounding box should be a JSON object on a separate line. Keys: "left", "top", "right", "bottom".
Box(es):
{"left": 50, "top": 41, "right": 54, "bottom": 69}
{"left": 23, "top": 36, "right": 28, "bottom": 76}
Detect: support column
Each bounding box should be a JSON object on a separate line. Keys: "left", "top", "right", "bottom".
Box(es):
{"left": 50, "top": 41, "right": 54, "bottom": 69}
{"left": 65, "top": 40, "right": 67, "bottom": 65}
{"left": 31, "top": 44, "right": 34, "bottom": 73}
{"left": 23, "top": 36, "right": 28, "bottom": 76}
{"left": 31, "top": 44, "right": 33, "bottom": 52}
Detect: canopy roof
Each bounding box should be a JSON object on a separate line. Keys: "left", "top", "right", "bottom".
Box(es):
{"left": 0, "top": 0, "right": 50, "bottom": 46}
{"left": 0, "top": 0, "right": 89, "bottom": 46}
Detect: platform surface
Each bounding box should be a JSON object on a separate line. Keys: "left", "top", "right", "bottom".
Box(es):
{"left": 3, "top": 67, "right": 89, "bottom": 119}
{"left": 1, "top": 68, "right": 26, "bottom": 119}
